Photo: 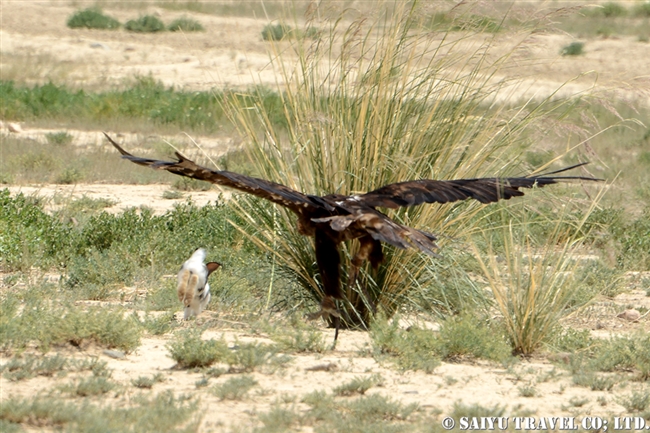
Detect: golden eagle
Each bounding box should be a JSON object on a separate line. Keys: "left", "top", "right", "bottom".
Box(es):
{"left": 105, "top": 133, "right": 601, "bottom": 340}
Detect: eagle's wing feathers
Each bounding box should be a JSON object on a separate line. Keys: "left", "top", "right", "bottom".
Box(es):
{"left": 313, "top": 203, "right": 439, "bottom": 255}
{"left": 360, "top": 164, "right": 602, "bottom": 209}
{"left": 104, "top": 133, "right": 319, "bottom": 213}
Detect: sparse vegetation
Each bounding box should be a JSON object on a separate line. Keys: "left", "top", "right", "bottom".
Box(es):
{"left": 561, "top": 42, "right": 585, "bottom": 56}
{"left": 131, "top": 373, "right": 166, "bottom": 389}
{"left": 2, "top": 1, "right": 650, "bottom": 431}
{"left": 370, "top": 313, "right": 512, "bottom": 372}
{"left": 67, "top": 8, "right": 120, "bottom": 30}
{"left": 167, "top": 329, "right": 230, "bottom": 368}
{"left": 45, "top": 131, "right": 73, "bottom": 146}
{"left": 618, "top": 389, "right": 650, "bottom": 412}
{"left": 333, "top": 375, "right": 382, "bottom": 396}
{"left": 168, "top": 17, "right": 204, "bottom": 32}
{"left": 212, "top": 375, "right": 258, "bottom": 400}
{"left": 125, "top": 15, "right": 166, "bottom": 33}
{"left": 0, "top": 391, "right": 199, "bottom": 432}
{"left": 261, "top": 23, "right": 293, "bottom": 41}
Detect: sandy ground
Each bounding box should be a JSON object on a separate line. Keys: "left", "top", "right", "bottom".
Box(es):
{"left": 1, "top": 1, "right": 650, "bottom": 431}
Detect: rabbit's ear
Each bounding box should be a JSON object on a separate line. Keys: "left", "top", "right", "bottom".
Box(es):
{"left": 206, "top": 262, "right": 221, "bottom": 276}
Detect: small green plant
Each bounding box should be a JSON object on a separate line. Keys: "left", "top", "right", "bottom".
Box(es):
{"left": 618, "top": 389, "right": 650, "bottom": 412}
{"left": 67, "top": 8, "right": 121, "bottom": 30}
{"left": 162, "top": 189, "right": 184, "bottom": 200}
{"left": 561, "top": 42, "right": 585, "bottom": 56}
{"left": 450, "top": 401, "right": 506, "bottom": 418}
{"left": 568, "top": 396, "right": 590, "bottom": 408}
{"left": 370, "top": 317, "right": 441, "bottom": 373}
{"left": 63, "top": 195, "right": 116, "bottom": 213}
{"left": 261, "top": 22, "right": 293, "bottom": 41}
{"left": 1, "top": 354, "right": 69, "bottom": 381}
{"left": 168, "top": 17, "right": 204, "bottom": 32}
{"left": 435, "top": 314, "right": 512, "bottom": 363}
{"left": 45, "top": 131, "right": 73, "bottom": 146}
{"left": 227, "top": 342, "right": 281, "bottom": 373}
{"left": 131, "top": 373, "right": 165, "bottom": 389}
{"left": 212, "top": 375, "right": 258, "bottom": 400}
{"left": 1, "top": 300, "right": 142, "bottom": 353}
{"left": 633, "top": 2, "right": 650, "bottom": 17}
{"left": 269, "top": 315, "right": 326, "bottom": 353}
{"left": 55, "top": 167, "right": 83, "bottom": 184}
{"left": 301, "top": 391, "right": 417, "bottom": 429}
{"left": 597, "top": 2, "right": 627, "bottom": 17}
{"left": 141, "top": 312, "right": 178, "bottom": 335}
{"left": 0, "top": 391, "right": 199, "bottom": 431}
{"left": 195, "top": 377, "right": 209, "bottom": 388}
{"left": 172, "top": 176, "right": 212, "bottom": 191}
{"left": 65, "top": 376, "right": 117, "bottom": 397}
{"left": 257, "top": 405, "right": 301, "bottom": 432}
{"left": 125, "top": 15, "right": 166, "bottom": 33}
{"left": 518, "top": 384, "right": 537, "bottom": 397}
{"left": 333, "top": 375, "right": 382, "bottom": 396}
{"left": 550, "top": 327, "right": 594, "bottom": 352}
{"left": 573, "top": 372, "right": 615, "bottom": 391}
{"left": 167, "top": 329, "right": 230, "bottom": 368}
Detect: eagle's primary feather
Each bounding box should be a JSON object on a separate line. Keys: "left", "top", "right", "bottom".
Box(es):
{"left": 105, "top": 133, "right": 603, "bottom": 340}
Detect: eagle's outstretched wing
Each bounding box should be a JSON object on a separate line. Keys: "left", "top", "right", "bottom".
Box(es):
{"left": 104, "top": 133, "right": 322, "bottom": 214}
{"left": 359, "top": 163, "right": 603, "bottom": 209}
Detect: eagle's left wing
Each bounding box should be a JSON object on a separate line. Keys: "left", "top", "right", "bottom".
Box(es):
{"left": 105, "top": 133, "right": 323, "bottom": 214}
{"left": 359, "top": 163, "right": 603, "bottom": 209}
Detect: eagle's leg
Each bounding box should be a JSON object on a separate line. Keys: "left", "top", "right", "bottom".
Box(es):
{"left": 306, "top": 229, "right": 343, "bottom": 345}
{"left": 347, "top": 236, "right": 384, "bottom": 315}
{"left": 305, "top": 295, "right": 341, "bottom": 347}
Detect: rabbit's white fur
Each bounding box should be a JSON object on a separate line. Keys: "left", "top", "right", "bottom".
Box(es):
{"left": 177, "top": 248, "right": 220, "bottom": 320}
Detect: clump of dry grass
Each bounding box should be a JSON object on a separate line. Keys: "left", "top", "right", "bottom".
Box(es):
{"left": 223, "top": 2, "right": 599, "bottom": 328}
{"left": 470, "top": 192, "right": 606, "bottom": 355}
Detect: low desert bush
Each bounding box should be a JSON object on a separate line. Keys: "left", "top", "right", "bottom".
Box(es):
{"left": 125, "top": 15, "right": 166, "bottom": 33}
{"left": 67, "top": 8, "right": 120, "bottom": 30}
{"left": 168, "top": 17, "right": 204, "bottom": 32}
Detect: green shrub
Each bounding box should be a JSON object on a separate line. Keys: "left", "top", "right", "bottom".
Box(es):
{"left": 0, "top": 189, "right": 72, "bottom": 272}
{"left": 435, "top": 315, "right": 512, "bottom": 362}
{"left": 598, "top": 2, "right": 627, "bottom": 17}
{"left": 55, "top": 167, "right": 83, "bottom": 184}
{"left": 212, "top": 375, "right": 258, "bottom": 400}
{"left": 167, "top": 329, "right": 230, "bottom": 368}
{"left": 45, "top": 131, "right": 73, "bottom": 146}
{"left": 67, "top": 8, "right": 121, "bottom": 30}
{"left": 561, "top": 42, "right": 585, "bottom": 56}
{"left": 125, "top": 15, "right": 166, "bottom": 33}
{"left": 2, "top": 300, "right": 141, "bottom": 353}
{"left": 261, "top": 23, "right": 293, "bottom": 41}
{"left": 168, "top": 17, "right": 204, "bottom": 32}
{"left": 370, "top": 317, "right": 441, "bottom": 373}
{"left": 0, "top": 392, "right": 199, "bottom": 432}
{"left": 333, "top": 375, "right": 382, "bottom": 396}
{"left": 172, "top": 176, "right": 212, "bottom": 191}
{"left": 633, "top": 2, "right": 650, "bottom": 17}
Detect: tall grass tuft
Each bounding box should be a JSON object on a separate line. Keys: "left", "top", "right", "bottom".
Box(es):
{"left": 470, "top": 194, "right": 605, "bottom": 355}
{"left": 223, "top": 2, "right": 601, "bottom": 328}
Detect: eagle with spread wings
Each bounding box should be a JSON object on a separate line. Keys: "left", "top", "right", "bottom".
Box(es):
{"left": 105, "top": 133, "right": 601, "bottom": 340}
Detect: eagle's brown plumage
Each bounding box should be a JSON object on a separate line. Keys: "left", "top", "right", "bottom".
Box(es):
{"left": 105, "top": 133, "right": 602, "bottom": 340}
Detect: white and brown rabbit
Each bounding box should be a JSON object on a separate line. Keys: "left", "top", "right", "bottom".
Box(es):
{"left": 177, "top": 248, "right": 221, "bottom": 320}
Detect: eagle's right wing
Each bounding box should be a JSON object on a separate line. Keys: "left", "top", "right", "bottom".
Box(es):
{"left": 105, "top": 133, "right": 321, "bottom": 214}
